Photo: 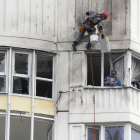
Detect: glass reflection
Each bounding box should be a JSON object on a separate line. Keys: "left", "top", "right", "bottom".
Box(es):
{"left": 131, "top": 129, "right": 140, "bottom": 140}
{"left": 13, "top": 77, "right": 29, "bottom": 94}
{"left": 15, "top": 53, "right": 28, "bottom": 74}
{"left": 88, "top": 128, "right": 99, "bottom": 140}
{"left": 37, "top": 53, "right": 53, "bottom": 79}
{"left": 0, "top": 53, "right": 5, "bottom": 72}
{"left": 105, "top": 127, "right": 124, "bottom": 140}
{"left": 0, "top": 76, "right": 6, "bottom": 92}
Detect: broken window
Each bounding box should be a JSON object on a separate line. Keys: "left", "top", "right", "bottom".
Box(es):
{"left": 131, "top": 129, "right": 140, "bottom": 140}
{"left": 10, "top": 117, "right": 31, "bottom": 140}
{"left": 0, "top": 116, "right": 5, "bottom": 140}
{"left": 105, "top": 126, "right": 124, "bottom": 140}
{"left": 34, "top": 119, "right": 53, "bottom": 140}
{"left": 131, "top": 56, "right": 140, "bottom": 89}
{"left": 13, "top": 77, "right": 29, "bottom": 94}
{"left": 36, "top": 52, "right": 53, "bottom": 98}
{"left": 12, "top": 52, "right": 31, "bottom": 95}
{"left": 87, "top": 53, "right": 124, "bottom": 87}
{"left": 87, "top": 127, "right": 99, "bottom": 140}
{"left": 0, "top": 53, "right": 6, "bottom": 92}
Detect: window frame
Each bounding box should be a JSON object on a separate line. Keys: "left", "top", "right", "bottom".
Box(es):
{"left": 104, "top": 124, "right": 125, "bottom": 140}
{"left": 34, "top": 51, "right": 54, "bottom": 99}
{"left": 86, "top": 51, "right": 125, "bottom": 87}
{"left": 0, "top": 51, "right": 8, "bottom": 93}
{"left": 11, "top": 50, "right": 32, "bottom": 96}
{"left": 86, "top": 126, "right": 100, "bottom": 140}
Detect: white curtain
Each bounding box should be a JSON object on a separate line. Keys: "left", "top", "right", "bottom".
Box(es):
{"left": 131, "top": 57, "right": 140, "bottom": 80}
{"left": 113, "top": 57, "right": 124, "bottom": 84}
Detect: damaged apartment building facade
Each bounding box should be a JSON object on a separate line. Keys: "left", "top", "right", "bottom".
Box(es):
{"left": 0, "top": 0, "right": 140, "bottom": 140}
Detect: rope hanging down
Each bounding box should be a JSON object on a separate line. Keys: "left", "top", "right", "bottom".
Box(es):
{"left": 89, "top": 37, "right": 96, "bottom": 140}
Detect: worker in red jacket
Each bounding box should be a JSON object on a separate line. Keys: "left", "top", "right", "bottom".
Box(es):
{"left": 72, "top": 11, "right": 108, "bottom": 51}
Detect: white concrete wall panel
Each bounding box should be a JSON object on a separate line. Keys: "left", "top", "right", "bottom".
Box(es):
{"left": 130, "top": 0, "right": 140, "bottom": 52}
{"left": 58, "top": 0, "right": 129, "bottom": 42}
{"left": 57, "top": 113, "right": 69, "bottom": 140}
{"left": 69, "top": 124, "right": 85, "bottom": 140}
{"left": 70, "top": 51, "right": 87, "bottom": 87}
{"left": 0, "top": 0, "right": 56, "bottom": 41}
{"left": 57, "top": 52, "right": 69, "bottom": 110}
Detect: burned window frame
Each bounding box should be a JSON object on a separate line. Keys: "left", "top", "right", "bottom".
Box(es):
{"left": 0, "top": 51, "right": 8, "bottom": 93}
{"left": 87, "top": 52, "right": 125, "bottom": 87}
{"left": 86, "top": 126, "right": 100, "bottom": 140}
{"left": 35, "top": 51, "right": 54, "bottom": 98}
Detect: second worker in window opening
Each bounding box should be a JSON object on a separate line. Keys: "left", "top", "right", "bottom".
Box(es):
{"left": 104, "top": 70, "right": 121, "bottom": 86}
{"left": 72, "top": 11, "right": 108, "bottom": 52}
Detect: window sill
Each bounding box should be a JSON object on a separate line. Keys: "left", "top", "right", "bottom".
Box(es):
{"left": 34, "top": 96, "right": 55, "bottom": 101}
{"left": 0, "top": 92, "right": 8, "bottom": 94}
{"left": 10, "top": 93, "right": 32, "bottom": 98}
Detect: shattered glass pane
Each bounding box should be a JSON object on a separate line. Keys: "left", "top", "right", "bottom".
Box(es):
{"left": 0, "top": 76, "right": 6, "bottom": 92}
{"left": 36, "top": 80, "right": 52, "bottom": 98}
{"left": 13, "top": 77, "right": 29, "bottom": 94}
{"left": 88, "top": 128, "right": 99, "bottom": 140}
{"left": 37, "top": 53, "right": 53, "bottom": 79}
{"left": 105, "top": 127, "right": 124, "bottom": 140}
{"left": 131, "top": 129, "right": 140, "bottom": 140}
{"left": 0, "top": 53, "right": 5, "bottom": 72}
{"left": 15, "top": 53, "right": 28, "bottom": 74}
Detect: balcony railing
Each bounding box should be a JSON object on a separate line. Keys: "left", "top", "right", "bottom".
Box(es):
{"left": 69, "top": 87, "right": 140, "bottom": 117}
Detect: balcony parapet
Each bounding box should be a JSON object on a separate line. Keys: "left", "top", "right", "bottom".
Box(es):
{"left": 69, "top": 87, "right": 140, "bottom": 116}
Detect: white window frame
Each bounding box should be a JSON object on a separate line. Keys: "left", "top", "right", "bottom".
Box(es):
{"left": 87, "top": 52, "right": 125, "bottom": 87}
{"left": 11, "top": 50, "right": 32, "bottom": 96}
{"left": 34, "top": 52, "right": 54, "bottom": 100}
{"left": 86, "top": 126, "right": 101, "bottom": 140}
{"left": 104, "top": 124, "right": 126, "bottom": 140}
{"left": 0, "top": 51, "right": 8, "bottom": 93}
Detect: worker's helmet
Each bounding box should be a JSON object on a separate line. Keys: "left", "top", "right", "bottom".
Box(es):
{"left": 101, "top": 12, "right": 108, "bottom": 19}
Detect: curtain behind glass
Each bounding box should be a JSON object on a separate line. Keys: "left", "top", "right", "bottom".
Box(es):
{"left": 131, "top": 56, "right": 140, "bottom": 81}
{"left": 105, "top": 126, "right": 124, "bottom": 140}
{"left": 113, "top": 57, "right": 124, "bottom": 84}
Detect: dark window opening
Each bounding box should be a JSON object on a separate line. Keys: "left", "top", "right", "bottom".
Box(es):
{"left": 88, "top": 128, "right": 99, "bottom": 140}
{"left": 15, "top": 53, "right": 28, "bottom": 74}
{"left": 104, "top": 54, "right": 110, "bottom": 79}
{"left": 87, "top": 54, "right": 101, "bottom": 86}
{"left": 0, "top": 53, "right": 5, "bottom": 72}
{"left": 36, "top": 80, "right": 52, "bottom": 98}
{"left": 0, "top": 76, "right": 6, "bottom": 92}
{"left": 13, "top": 77, "right": 29, "bottom": 94}
{"left": 105, "top": 126, "right": 124, "bottom": 140}
{"left": 37, "top": 53, "right": 53, "bottom": 79}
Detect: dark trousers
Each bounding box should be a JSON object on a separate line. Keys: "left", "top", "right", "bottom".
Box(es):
{"left": 75, "top": 29, "right": 95, "bottom": 44}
